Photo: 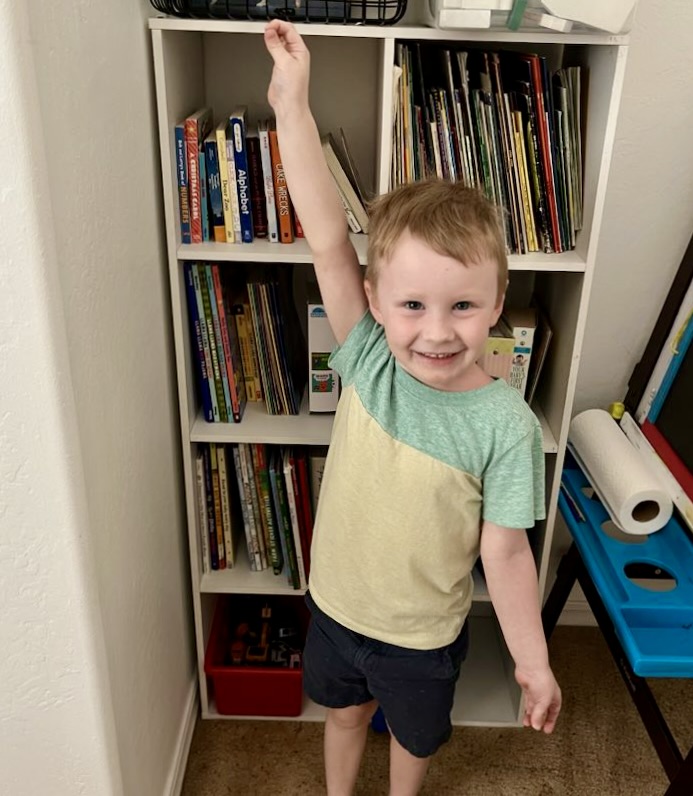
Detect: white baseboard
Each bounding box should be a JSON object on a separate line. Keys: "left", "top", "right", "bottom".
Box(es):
{"left": 556, "top": 598, "right": 596, "bottom": 627}
{"left": 164, "top": 678, "right": 199, "bottom": 796}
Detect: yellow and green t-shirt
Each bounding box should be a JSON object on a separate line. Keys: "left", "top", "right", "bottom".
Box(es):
{"left": 308, "top": 311, "right": 546, "bottom": 650}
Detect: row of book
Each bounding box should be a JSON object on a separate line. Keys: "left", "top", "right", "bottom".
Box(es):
{"left": 195, "top": 442, "right": 326, "bottom": 589}
{"left": 176, "top": 107, "right": 370, "bottom": 244}
{"left": 392, "top": 42, "right": 583, "bottom": 255}
{"left": 184, "top": 262, "right": 304, "bottom": 422}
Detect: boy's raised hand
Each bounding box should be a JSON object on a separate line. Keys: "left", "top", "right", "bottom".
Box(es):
{"left": 264, "top": 20, "right": 310, "bottom": 118}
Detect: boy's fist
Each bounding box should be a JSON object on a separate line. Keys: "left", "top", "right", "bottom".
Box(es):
{"left": 264, "top": 20, "right": 311, "bottom": 118}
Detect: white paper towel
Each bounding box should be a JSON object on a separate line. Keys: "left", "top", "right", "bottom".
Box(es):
{"left": 568, "top": 409, "right": 673, "bottom": 535}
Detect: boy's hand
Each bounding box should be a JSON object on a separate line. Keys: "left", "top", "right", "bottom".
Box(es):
{"left": 264, "top": 20, "right": 310, "bottom": 119}
{"left": 515, "top": 665, "right": 562, "bottom": 734}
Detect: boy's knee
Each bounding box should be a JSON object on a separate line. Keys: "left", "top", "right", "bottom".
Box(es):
{"left": 327, "top": 700, "right": 378, "bottom": 730}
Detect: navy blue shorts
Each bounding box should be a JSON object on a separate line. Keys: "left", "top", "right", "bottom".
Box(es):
{"left": 303, "top": 591, "right": 469, "bottom": 758}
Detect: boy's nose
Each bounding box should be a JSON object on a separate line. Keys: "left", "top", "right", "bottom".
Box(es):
{"left": 422, "top": 315, "right": 455, "bottom": 342}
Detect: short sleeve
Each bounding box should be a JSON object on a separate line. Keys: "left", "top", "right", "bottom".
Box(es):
{"left": 482, "top": 421, "right": 546, "bottom": 529}
{"left": 328, "top": 310, "right": 388, "bottom": 386}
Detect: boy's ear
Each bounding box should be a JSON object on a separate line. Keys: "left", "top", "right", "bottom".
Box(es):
{"left": 364, "top": 279, "right": 384, "bottom": 325}
{"left": 490, "top": 291, "right": 506, "bottom": 327}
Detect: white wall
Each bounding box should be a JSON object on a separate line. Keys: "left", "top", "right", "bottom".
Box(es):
{"left": 0, "top": 3, "right": 123, "bottom": 794}
{"left": 575, "top": 0, "right": 693, "bottom": 412}
{"left": 1, "top": 0, "right": 195, "bottom": 793}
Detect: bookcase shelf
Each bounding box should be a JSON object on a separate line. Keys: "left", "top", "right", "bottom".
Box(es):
{"left": 191, "top": 399, "right": 558, "bottom": 451}
{"left": 178, "top": 237, "right": 586, "bottom": 272}
{"left": 151, "top": 15, "right": 628, "bottom": 727}
{"left": 203, "top": 611, "right": 517, "bottom": 726}
{"left": 200, "top": 543, "right": 491, "bottom": 600}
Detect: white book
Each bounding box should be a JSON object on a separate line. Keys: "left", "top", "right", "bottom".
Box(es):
{"left": 282, "top": 449, "right": 307, "bottom": 590}
{"left": 225, "top": 139, "right": 242, "bottom": 244}
{"left": 441, "top": 0, "right": 511, "bottom": 8}
{"left": 435, "top": 9, "right": 492, "bottom": 28}
{"left": 232, "top": 444, "right": 263, "bottom": 571}
{"left": 258, "top": 120, "right": 279, "bottom": 243}
{"left": 523, "top": 8, "right": 573, "bottom": 32}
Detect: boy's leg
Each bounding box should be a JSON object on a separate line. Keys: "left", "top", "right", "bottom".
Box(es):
{"left": 324, "top": 700, "right": 378, "bottom": 796}
{"left": 388, "top": 733, "right": 431, "bottom": 796}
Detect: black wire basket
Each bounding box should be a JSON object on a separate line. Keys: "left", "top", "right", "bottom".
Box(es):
{"left": 149, "top": 0, "right": 407, "bottom": 25}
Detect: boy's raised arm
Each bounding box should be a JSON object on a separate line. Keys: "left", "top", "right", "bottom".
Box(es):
{"left": 264, "top": 20, "right": 367, "bottom": 344}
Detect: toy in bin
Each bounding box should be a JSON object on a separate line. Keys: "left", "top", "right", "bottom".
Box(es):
{"left": 205, "top": 595, "right": 307, "bottom": 716}
{"left": 228, "top": 600, "right": 302, "bottom": 670}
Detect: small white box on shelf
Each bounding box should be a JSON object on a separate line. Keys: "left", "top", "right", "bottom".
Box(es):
{"left": 307, "top": 304, "right": 340, "bottom": 413}
{"left": 440, "top": 0, "right": 512, "bottom": 8}
{"left": 424, "top": 1, "right": 492, "bottom": 29}
{"left": 523, "top": 8, "right": 573, "bottom": 32}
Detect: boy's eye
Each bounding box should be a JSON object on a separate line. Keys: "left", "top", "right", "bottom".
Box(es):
{"left": 454, "top": 301, "right": 472, "bottom": 311}
{"left": 404, "top": 301, "right": 423, "bottom": 310}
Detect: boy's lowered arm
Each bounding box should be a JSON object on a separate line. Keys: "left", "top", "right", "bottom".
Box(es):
{"left": 264, "top": 21, "right": 368, "bottom": 344}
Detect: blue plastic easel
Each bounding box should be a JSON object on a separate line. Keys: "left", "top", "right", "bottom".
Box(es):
{"left": 543, "top": 452, "right": 693, "bottom": 795}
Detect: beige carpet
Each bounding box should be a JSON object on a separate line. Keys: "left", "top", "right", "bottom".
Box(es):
{"left": 181, "top": 627, "right": 693, "bottom": 795}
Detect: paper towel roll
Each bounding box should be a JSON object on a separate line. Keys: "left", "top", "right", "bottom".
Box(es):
{"left": 568, "top": 409, "right": 673, "bottom": 535}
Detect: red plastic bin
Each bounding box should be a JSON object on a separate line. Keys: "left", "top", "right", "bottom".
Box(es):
{"left": 204, "top": 596, "right": 306, "bottom": 717}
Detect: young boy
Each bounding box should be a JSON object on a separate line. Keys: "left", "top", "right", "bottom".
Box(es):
{"left": 264, "top": 20, "right": 561, "bottom": 796}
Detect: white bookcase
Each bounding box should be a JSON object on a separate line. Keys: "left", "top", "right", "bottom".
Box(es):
{"left": 150, "top": 13, "right": 628, "bottom": 725}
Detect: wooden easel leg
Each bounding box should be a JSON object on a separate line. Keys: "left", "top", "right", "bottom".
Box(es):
{"left": 542, "top": 543, "right": 581, "bottom": 641}
{"left": 664, "top": 745, "right": 693, "bottom": 796}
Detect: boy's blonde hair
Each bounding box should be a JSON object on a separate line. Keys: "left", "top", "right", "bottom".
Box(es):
{"left": 366, "top": 179, "right": 508, "bottom": 301}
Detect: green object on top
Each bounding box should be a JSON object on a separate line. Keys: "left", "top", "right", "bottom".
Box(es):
{"left": 507, "top": 0, "right": 529, "bottom": 30}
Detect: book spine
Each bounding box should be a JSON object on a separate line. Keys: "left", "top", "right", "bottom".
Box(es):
{"left": 184, "top": 264, "right": 214, "bottom": 422}
{"left": 230, "top": 115, "right": 254, "bottom": 243}
{"left": 258, "top": 125, "right": 279, "bottom": 243}
{"left": 238, "top": 444, "right": 268, "bottom": 570}
{"left": 198, "top": 267, "right": 228, "bottom": 423}
{"left": 226, "top": 139, "right": 242, "bottom": 243}
{"left": 294, "top": 211, "right": 304, "bottom": 238}
{"left": 216, "top": 445, "right": 235, "bottom": 567}
{"left": 283, "top": 450, "right": 307, "bottom": 590}
{"left": 191, "top": 265, "right": 220, "bottom": 423}
{"left": 252, "top": 444, "right": 283, "bottom": 575}
{"left": 269, "top": 129, "right": 294, "bottom": 244}
{"left": 231, "top": 445, "right": 262, "bottom": 571}
{"left": 211, "top": 265, "right": 243, "bottom": 422}
{"left": 185, "top": 118, "right": 203, "bottom": 244}
{"left": 209, "top": 443, "right": 226, "bottom": 569}
{"left": 202, "top": 445, "right": 219, "bottom": 570}
{"left": 290, "top": 451, "right": 311, "bottom": 580}
{"left": 194, "top": 451, "right": 210, "bottom": 574}
{"left": 268, "top": 452, "right": 299, "bottom": 589}
{"left": 199, "top": 150, "right": 210, "bottom": 242}
{"left": 204, "top": 265, "right": 233, "bottom": 421}
{"left": 174, "top": 124, "right": 191, "bottom": 244}
{"left": 215, "top": 125, "right": 235, "bottom": 243}
{"left": 204, "top": 137, "right": 226, "bottom": 243}
{"left": 247, "top": 136, "right": 268, "bottom": 238}
{"left": 233, "top": 301, "right": 263, "bottom": 402}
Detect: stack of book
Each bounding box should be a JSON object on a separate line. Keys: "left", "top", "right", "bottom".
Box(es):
{"left": 184, "top": 263, "right": 305, "bottom": 420}
{"left": 478, "top": 302, "right": 553, "bottom": 403}
{"left": 195, "top": 442, "right": 328, "bottom": 589}
{"left": 391, "top": 42, "right": 583, "bottom": 254}
{"left": 176, "top": 108, "right": 368, "bottom": 243}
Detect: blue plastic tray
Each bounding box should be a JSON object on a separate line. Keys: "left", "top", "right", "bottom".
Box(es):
{"left": 559, "top": 452, "right": 693, "bottom": 677}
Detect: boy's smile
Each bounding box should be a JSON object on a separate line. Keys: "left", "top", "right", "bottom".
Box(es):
{"left": 365, "top": 231, "right": 504, "bottom": 393}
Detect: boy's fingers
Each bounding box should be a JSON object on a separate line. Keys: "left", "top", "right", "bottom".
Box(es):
{"left": 264, "top": 19, "right": 307, "bottom": 58}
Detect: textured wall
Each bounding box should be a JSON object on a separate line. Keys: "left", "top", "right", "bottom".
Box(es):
{"left": 23, "top": 0, "right": 196, "bottom": 793}
{"left": 0, "top": 3, "right": 123, "bottom": 794}
{"left": 575, "top": 0, "right": 693, "bottom": 412}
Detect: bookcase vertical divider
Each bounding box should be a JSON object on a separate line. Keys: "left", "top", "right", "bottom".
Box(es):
{"left": 376, "top": 37, "right": 396, "bottom": 196}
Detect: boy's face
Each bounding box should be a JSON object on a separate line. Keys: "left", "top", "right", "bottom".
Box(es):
{"left": 365, "top": 230, "right": 504, "bottom": 393}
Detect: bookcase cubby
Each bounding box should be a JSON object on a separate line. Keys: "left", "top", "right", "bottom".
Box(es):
{"left": 150, "top": 15, "right": 629, "bottom": 724}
